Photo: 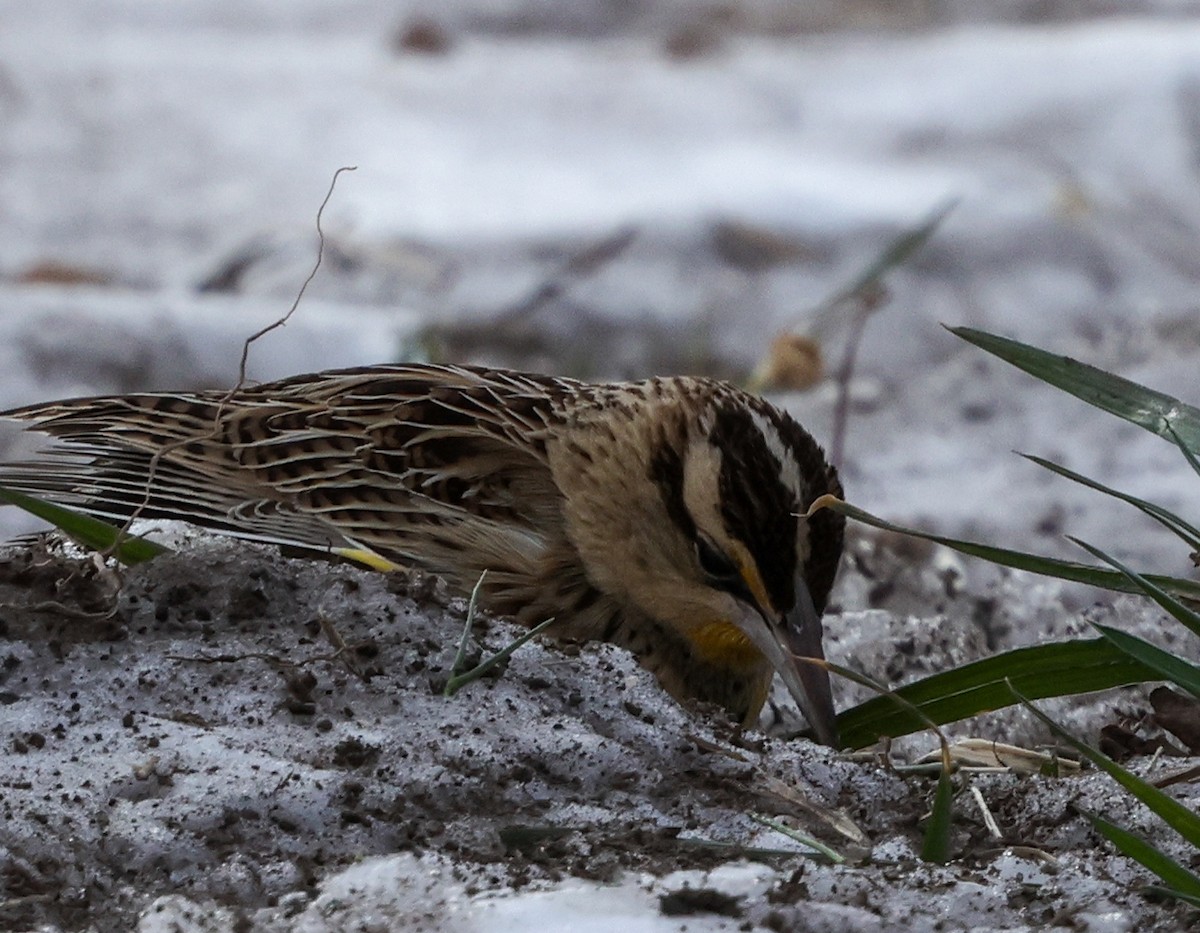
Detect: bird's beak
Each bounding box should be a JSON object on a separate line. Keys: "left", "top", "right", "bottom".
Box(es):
{"left": 733, "top": 573, "right": 838, "bottom": 747}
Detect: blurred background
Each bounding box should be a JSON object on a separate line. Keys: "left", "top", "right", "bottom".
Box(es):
{"left": 2, "top": 0, "right": 1200, "bottom": 569}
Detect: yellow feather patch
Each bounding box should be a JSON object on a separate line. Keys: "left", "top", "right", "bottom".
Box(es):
{"left": 690, "top": 619, "right": 763, "bottom": 669}
{"left": 333, "top": 547, "right": 401, "bottom": 573}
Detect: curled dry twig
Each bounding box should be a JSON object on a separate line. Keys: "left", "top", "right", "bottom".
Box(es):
{"left": 106, "top": 166, "right": 358, "bottom": 563}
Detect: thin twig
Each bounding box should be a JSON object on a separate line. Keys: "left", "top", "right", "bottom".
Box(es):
{"left": 825, "top": 199, "right": 956, "bottom": 466}
{"left": 971, "top": 785, "right": 1004, "bottom": 840}
{"left": 110, "top": 166, "right": 357, "bottom": 558}
{"left": 11, "top": 600, "right": 121, "bottom": 622}
{"left": 233, "top": 166, "right": 358, "bottom": 385}
{"left": 166, "top": 649, "right": 346, "bottom": 669}
{"left": 828, "top": 297, "right": 876, "bottom": 468}
{"left": 1154, "top": 763, "right": 1200, "bottom": 789}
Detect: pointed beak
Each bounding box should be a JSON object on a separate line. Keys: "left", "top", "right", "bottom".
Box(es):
{"left": 733, "top": 573, "right": 839, "bottom": 747}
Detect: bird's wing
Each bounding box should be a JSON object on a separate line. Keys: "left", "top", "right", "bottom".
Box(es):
{"left": 0, "top": 364, "right": 573, "bottom": 579}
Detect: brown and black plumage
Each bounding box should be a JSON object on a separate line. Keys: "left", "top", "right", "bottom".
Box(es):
{"left": 0, "top": 365, "right": 845, "bottom": 744}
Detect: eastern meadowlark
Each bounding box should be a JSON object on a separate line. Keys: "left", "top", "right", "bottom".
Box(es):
{"left": 0, "top": 365, "right": 844, "bottom": 745}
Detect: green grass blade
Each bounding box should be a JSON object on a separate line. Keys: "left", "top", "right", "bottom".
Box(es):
{"left": 446, "top": 571, "right": 488, "bottom": 697}
{"left": 1015, "top": 686, "right": 1200, "bottom": 850}
{"left": 1087, "top": 813, "right": 1200, "bottom": 899}
{"left": 1144, "top": 887, "right": 1200, "bottom": 908}
{"left": 1022, "top": 453, "right": 1200, "bottom": 552}
{"left": 1070, "top": 537, "right": 1200, "bottom": 639}
{"left": 817, "top": 497, "right": 1200, "bottom": 604}
{"left": 831, "top": 200, "right": 957, "bottom": 306}
{"left": 920, "top": 769, "right": 955, "bottom": 864}
{"left": 749, "top": 813, "right": 846, "bottom": 864}
{"left": 1091, "top": 623, "right": 1200, "bottom": 699}
{"left": 0, "top": 484, "right": 168, "bottom": 565}
{"left": 948, "top": 327, "right": 1200, "bottom": 452}
{"left": 444, "top": 616, "right": 557, "bottom": 697}
{"left": 824, "top": 658, "right": 947, "bottom": 746}
{"left": 836, "top": 638, "right": 1158, "bottom": 749}
{"left": 1167, "top": 424, "right": 1200, "bottom": 482}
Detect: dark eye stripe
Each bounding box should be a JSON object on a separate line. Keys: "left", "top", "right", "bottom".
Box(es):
{"left": 695, "top": 536, "right": 756, "bottom": 606}
{"left": 695, "top": 535, "right": 737, "bottom": 580}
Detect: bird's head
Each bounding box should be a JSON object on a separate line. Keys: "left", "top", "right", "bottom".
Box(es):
{"left": 550, "top": 380, "right": 844, "bottom": 746}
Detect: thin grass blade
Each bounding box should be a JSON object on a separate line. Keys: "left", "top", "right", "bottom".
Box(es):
{"left": 1070, "top": 537, "right": 1200, "bottom": 639}
{"left": 1168, "top": 424, "right": 1200, "bottom": 482}
{"left": 749, "top": 813, "right": 846, "bottom": 864}
{"left": 446, "top": 571, "right": 488, "bottom": 696}
{"left": 0, "top": 484, "right": 168, "bottom": 565}
{"left": 812, "top": 497, "right": 1200, "bottom": 605}
{"left": 1022, "top": 453, "right": 1200, "bottom": 553}
{"left": 948, "top": 327, "right": 1200, "bottom": 452}
{"left": 444, "top": 616, "right": 557, "bottom": 697}
{"left": 1086, "top": 812, "right": 1200, "bottom": 899}
{"left": 1013, "top": 685, "right": 1200, "bottom": 849}
{"left": 1144, "top": 887, "right": 1200, "bottom": 908}
{"left": 831, "top": 200, "right": 957, "bottom": 306}
{"left": 920, "top": 769, "right": 955, "bottom": 863}
{"left": 1091, "top": 623, "right": 1200, "bottom": 699}
{"left": 824, "top": 658, "right": 947, "bottom": 748}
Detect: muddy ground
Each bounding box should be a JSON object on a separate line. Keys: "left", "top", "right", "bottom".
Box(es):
{"left": 1, "top": 525, "right": 1196, "bottom": 931}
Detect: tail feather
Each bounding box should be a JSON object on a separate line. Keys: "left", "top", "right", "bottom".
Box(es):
{"left": 0, "top": 446, "right": 357, "bottom": 555}
{"left": 0, "top": 366, "right": 570, "bottom": 581}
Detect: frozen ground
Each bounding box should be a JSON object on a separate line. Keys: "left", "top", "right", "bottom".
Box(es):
{"left": 3, "top": 532, "right": 1197, "bottom": 932}
{"left": 2, "top": 2, "right": 1200, "bottom": 930}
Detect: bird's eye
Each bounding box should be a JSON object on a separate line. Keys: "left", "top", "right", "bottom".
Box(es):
{"left": 695, "top": 536, "right": 740, "bottom": 584}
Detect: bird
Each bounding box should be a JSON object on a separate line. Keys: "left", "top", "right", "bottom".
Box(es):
{"left": 0, "top": 365, "right": 845, "bottom": 745}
